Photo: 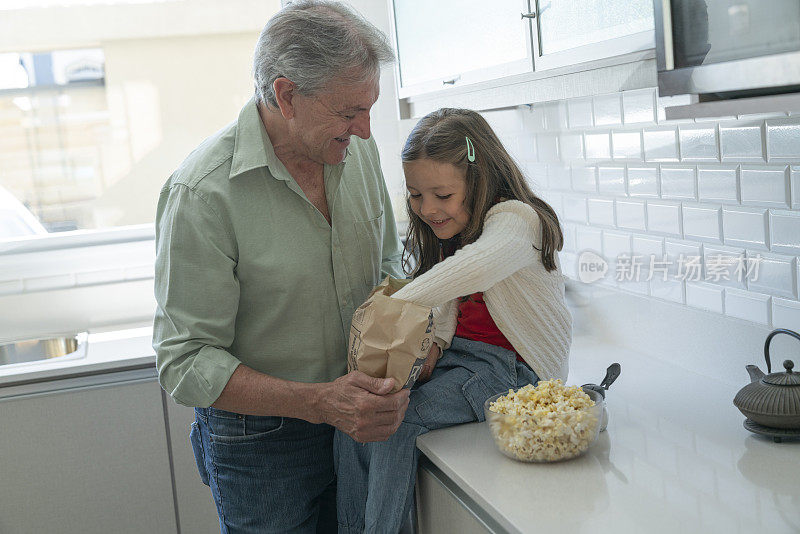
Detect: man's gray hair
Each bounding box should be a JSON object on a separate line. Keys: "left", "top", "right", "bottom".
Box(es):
{"left": 254, "top": 0, "right": 395, "bottom": 107}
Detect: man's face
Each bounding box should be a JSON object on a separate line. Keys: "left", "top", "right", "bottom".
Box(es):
{"left": 289, "top": 73, "right": 379, "bottom": 166}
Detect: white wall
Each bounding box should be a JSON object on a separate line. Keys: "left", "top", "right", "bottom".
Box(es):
{"left": 96, "top": 31, "right": 261, "bottom": 226}
{"left": 0, "top": 0, "right": 280, "bottom": 53}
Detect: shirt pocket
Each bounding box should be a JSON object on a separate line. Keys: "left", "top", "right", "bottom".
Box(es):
{"left": 353, "top": 211, "right": 384, "bottom": 288}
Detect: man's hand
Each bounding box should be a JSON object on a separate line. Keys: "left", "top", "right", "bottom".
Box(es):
{"left": 416, "top": 342, "right": 441, "bottom": 383}
{"left": 315, "top": 371, "right": 410, "bottom": 443}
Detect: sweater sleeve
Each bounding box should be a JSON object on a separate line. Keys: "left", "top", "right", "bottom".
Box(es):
{"left": 432, "top": 299, "right": 458, "bottom": 351}
{"left": 392, "top": 203, "right": 540, "bottom": 307}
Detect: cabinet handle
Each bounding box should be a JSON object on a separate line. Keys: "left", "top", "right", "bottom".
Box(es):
{"left": 442, "top": 75, "right": 461, "bottom": 85}
{"left": 520, "top": 12, "right": 536, "bottom": 19}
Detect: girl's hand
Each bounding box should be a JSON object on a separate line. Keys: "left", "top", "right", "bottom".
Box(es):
{"left": 417, "top": 342, "right": 441, "bottom": 383}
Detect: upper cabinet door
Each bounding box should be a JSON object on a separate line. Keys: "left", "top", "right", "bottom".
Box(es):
{"left": 390, "top": 0, "right": 535, "bottom": 98}
{"left": 531, "top": 0, "right": 655, "bottom": 70}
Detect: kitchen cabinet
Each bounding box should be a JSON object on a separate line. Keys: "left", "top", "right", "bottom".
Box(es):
{"left": 532, "top": 0, "right": 654, "bottom": 71}
{"left": 0, "top": 370, "right": 176, "bottom": 534}
{"left": 163, "top": 392, "right": 221, "bottom": 534}
{"left": 389, "top": 0, "right": 656, "bottom": 117}
{"left": 415, "top": 459, "right": 503, "bottom": 534}
{"left": 390, "top": 0, "right": 534, "bottom": 98}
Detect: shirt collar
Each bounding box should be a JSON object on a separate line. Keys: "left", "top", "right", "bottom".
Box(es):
{"left": 229, "top": 96, "right": 350, "bottom": 181}
{"left": 229, "top": 96, "right": 290, "bottom": 181}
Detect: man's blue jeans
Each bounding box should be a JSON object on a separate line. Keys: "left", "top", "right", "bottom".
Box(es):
{"left": 334, "top": 337, "right": 540, "bottom": 534}
{"left": 190, "top": 407, "right": 337, "bottom": 533}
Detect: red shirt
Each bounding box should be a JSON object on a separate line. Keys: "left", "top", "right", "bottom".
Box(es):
{"left": 454, "top": 292, "right": 525, "bottom": 363}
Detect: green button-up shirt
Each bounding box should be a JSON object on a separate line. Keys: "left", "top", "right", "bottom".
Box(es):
{"left": 153, "top": 98, "right": 404, "bottom": 408}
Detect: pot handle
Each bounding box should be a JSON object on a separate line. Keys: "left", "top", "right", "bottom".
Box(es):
{"left": 764, "top": 328, "right": 800, "bottom": 373}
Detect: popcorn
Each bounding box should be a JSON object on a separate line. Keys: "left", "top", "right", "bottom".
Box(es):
{"left": 487, "top": 380, "right": 600, "bottom": 462}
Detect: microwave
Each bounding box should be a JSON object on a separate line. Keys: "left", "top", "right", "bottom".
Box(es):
{"left": 654, "top": 0, "right": 800, "bottom": 98}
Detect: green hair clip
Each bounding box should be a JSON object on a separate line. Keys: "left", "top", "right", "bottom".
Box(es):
{"left": 465, "top": 136, "right": 475, "bottom": 162}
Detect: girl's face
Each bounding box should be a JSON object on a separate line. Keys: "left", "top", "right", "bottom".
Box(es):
{"left": 403, "top": 158, "right": 469, "bottom": 240}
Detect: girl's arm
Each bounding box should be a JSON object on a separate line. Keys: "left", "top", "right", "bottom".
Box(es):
{"left": 393, "top": 201, "right": 541, "bottom": 307}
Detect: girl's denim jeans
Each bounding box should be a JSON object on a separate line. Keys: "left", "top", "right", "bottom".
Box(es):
{"left": 190, "top": 407, "right": 337, "bottom": 533}
{"left": 334, "top": 336, "right": 540, "bottom": 534}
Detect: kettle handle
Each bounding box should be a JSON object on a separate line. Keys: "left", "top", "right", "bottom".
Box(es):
{"left": 764, "top": 328, "right": 800, "bottom": 373}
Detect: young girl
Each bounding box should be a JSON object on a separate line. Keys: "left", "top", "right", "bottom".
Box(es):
{"left": 334, "top": 108, "right": 572, "bottom": 534}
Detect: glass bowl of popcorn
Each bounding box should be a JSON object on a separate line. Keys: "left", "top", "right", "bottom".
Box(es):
{"left": 484, "top": 380, "right": 604, "bottom": 463}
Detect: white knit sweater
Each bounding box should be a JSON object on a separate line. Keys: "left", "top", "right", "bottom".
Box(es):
{"left": 392, "top": 200, "right": 572, "bottom": 381}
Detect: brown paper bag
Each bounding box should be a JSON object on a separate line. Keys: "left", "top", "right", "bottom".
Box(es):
{"left": 347, "top": 276, "right": 434, "bottom": 392}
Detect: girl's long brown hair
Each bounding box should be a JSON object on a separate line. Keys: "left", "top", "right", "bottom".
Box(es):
{"left": 402, "top": 108, "right": 563, "bottom": 277}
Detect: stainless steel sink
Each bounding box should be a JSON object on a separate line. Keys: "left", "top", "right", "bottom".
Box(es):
{"left": 0, "top": 333, "right": 88, "bottom": 366}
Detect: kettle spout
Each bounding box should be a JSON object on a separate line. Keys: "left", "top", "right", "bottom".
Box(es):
{"left": 746, "top": 365, "right": 765, "bottom": 383}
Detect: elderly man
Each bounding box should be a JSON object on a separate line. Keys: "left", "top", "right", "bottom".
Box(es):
{"left": 152, "top": 1, "right": 409, "bottom": 532}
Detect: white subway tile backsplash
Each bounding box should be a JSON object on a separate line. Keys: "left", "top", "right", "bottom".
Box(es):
{"left": 603, "top": 231, "right": 632, "bottom": 262}
{"left": 494, "top": 89, "right": 799, "bottom": 329}
{"left": 525, "top": 162, "right": 549, "bottom": 190}
{"left": 559, "top": 133, "right": 584, "bottom": 160}
{"left": 679, "top": 125, "right": 718, "bottom": 161}
{"left": 697, "top": 167, "right": 738, "bottom": 203}
{"left": 643, "top": 128, "right": 679, "bottom": 161}
{"left": 740, "top": 166, "right": 789, "bottom": 207}
{"left": 686, "top": 282, "right": 724, "bottom": 313}
{"left": 585, "top": 132, "right": 611, "bottom": 160}
{"left": 632, "top": 235, "right": 665, "bottom": 286}
{"left": 612, "top": 131, "right": 642, "bottom": 160}
{"left": 543, "top": 101, "right": 568, "bottom": 131}
{"left": 651, "top": 277, "right": 684, "bottom": 303}
{"left": 769, "top": 210, "right": 800, "bottom": 254}
{"left": 628, "top": 167, "right": 659, "bottom": 197}
{"left": 719, "top": 123, "right": 763, "bottom": 161}
{"left": 525, "top": 104, "right": 546, "bottom": 132}
{"left": 616, "top": 200, "right": 646, "bottom": 230}
{"left": 722, "top": 207, "right": 768, "bottom": 250}
{"left": 791, "top": 166, "right": 800, "bottom": 208}
{"left": 766, "top": 118, "right": 800, "bottom": 160}
{"left": 623, "top": 89, "right": 656, "bottom": 124}
{"left": 747, "top": 252, "right": 796, "bottom": 299}
{"left": 537, "top": 134, "right": 560, "bottom": 162}
{"left": 725, "top": 289, "right": 770, "bottom": 325}
{"left": 562, "top": 195, "right": 588, "bottom": 223}
{"left": 541, "top": 191, "right": 563, "bottom": 217}
{"left": 571, "top": 165, "right": 597, "bottom": 192}
{"left": 597, "top": 166, "right": 626, "bottom": 195}
{"left": 702, "top": 245, "right": 745, "bottom": 289}
{"left": 549, "top": 164, "right": 570, "bottom": 191}
{"left": 562, "top": 224, "right": 577, "bottom": 252}
{"left": 632, "top": 235, "right": 664, "bottom": 258}
{"left": 647, "top": 201, "right": 682, "bottom": 236}
{"left": 559, "top": 251, "right": 578, "bottom": 279}
{"left": 665, "top": 239, "right": 702, "bottom": 277}
{"left": 568, "top": 98, "right": 594, "bottom": 129}
{"left": 660, "top": 167, "right": 696, "bottom": 200}
{"left": 576, "top": 226, "right": 603, "bottom": 253}
{"left": 593, "top": 94, "right": 623, "bottom": 126}
{"left": 772, "top": 297, "right": 800, "bottom": 333}
{"left": 683, "top": 205, "right": 721, "bottom": 243}
{"left": 587, "top": 198, "right": 615, "bottom": 227}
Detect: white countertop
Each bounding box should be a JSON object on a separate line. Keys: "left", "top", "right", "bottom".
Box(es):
{"left": 416, "top": 335, "right": 800, "bottom": 534}
{"left": 3, "top": 325, "right": 798, "bottom": 533}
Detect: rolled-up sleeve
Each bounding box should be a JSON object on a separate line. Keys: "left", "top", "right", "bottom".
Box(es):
{"left": 152, "top": 183, "right": 242, "bottom": 407}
